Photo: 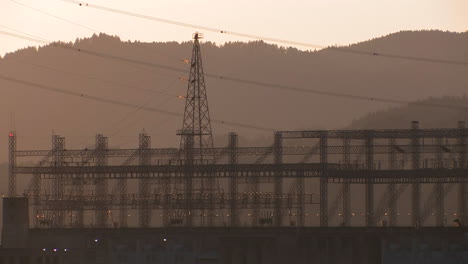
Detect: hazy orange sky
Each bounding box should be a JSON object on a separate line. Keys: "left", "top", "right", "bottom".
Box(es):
{"left": 0, "top": 0, "right": 467, "bottom": 55}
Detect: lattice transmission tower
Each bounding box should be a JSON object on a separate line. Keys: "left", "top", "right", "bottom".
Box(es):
{"left": 177, "top": 32, "right": 217, "bottom": 227}
{"left": 178, "top": 32, "right": 214, "bottom": 156}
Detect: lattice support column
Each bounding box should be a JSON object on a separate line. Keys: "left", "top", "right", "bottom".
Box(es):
{"left": 320, "top": 132, "right": 328, "bottom": 227}
{"left": 388, "top": 137, "right": 397, "bottom": 226}
{"left": 52, "top": 135, "right": 65, "bottom": 227}
{"left": 139, "top": 133, "right": 151, "bottom": 227}
{"left": 75, "top": 177, "right": 84, "bottom": 228}
{"left": 228, "top": 133, "right": 239, "bottom": 227}
{"left": 32, "top": 172, "right": 41, "bottom": 227}
{"left": 435, "top": 136, "right": 444, "bottom": 227}
{"left": 119, "top": 174, "right": 128, "bottom": 228}
{"left": 297, "top": 170, "right": 305, "bottom": 227}
{"left": 274, "top": 132, "right": 283, "bottom": 226}
{"left": 178, "top": 32, "right": 215, "bottom": 227}
{"left": 184, "top": 134, "right": 194, "bottom": 227}
{"left": 342, "top": 137, "right": 351, "bottom": 226}
{"left": 458, "top": 121, "right": 467, "bottom": 226}
{"left": 8, "top": 131, "right": 16, "bottom": 197}
{"left": 365, "top": 131, "right": 374, "bottom": 227}
{"left": 162, "top": 171, "right": 171, "bottom": 227}
{"left": 95, "top": 134, "right": 108, "bottom": 228}
{"left": 411, "top": 121, "right": 421, "bottom": 227}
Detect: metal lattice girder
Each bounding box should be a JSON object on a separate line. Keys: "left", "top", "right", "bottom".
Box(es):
{"left": 30, "top": 192, "right": 319, "bottom": 210}
{"left": 435, "top": 136, "right": 444, "bottom": 227}
{"left": 95, "top": 134, "right": 108, "bottom": 228}
{"left": 365, "top": 131, "right": 374, "bottom": 227}
{"left": 274, "top": 132, "right": 283, "bottom": 226}
{"left": 8, "top": 131, "right": 17, "bottom": 197}
{"left": 17, "top": 144, "right": 467, "bottom": 159}
{"left": 343, "top": 137, "right": 351, "bottom": 226}
{"left": 279, "top": 128, "right": 468, "bottom": 139}
{"left": 411, "top": 121, "right": 421, "bottom": 227}
{"left": 139, "top": 133, "right": 151, "bottom": 227}
{"left": 229, "top": 132, "right": 239, "bottom": 226}
{"left": 458, "top": 121, "right": 468, "bottom": 225}
{"left": 51, "top": 135, "right": 65, "bottom": 228}
{"left": 320, "top": 132, "right": 328, "bottom": 227}
{"left": 16, "top": 165, "right": 468, "bottom": 183}
{"left": 388, "top": 137, "right": 397, "bottom": 226}
{"left": 184, "top": 134, "right": 194, "bottom": 227}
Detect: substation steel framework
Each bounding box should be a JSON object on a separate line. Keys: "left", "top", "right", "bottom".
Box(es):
{"left": 7, "top": 121, "right": 468, "bottom": 228}
{"left": 6, "top": 33, "right": 468, "bottom": 228}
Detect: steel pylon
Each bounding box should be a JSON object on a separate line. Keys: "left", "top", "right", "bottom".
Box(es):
{"left": 178, "top": 32, "right": 214, "bottom": 155}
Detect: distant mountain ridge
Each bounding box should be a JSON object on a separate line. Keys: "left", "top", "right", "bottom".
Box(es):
{"left": 347, "top": 96, "right": 468, "bottom": 130}
{"left": 0, "top": 30, "right": 467, "bottom": 162}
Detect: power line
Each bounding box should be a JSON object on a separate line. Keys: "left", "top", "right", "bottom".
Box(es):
{"left": 60, "top": 0, "right": 323, "bottom": 49}
{"left": 61, "top": 0, "right": 468, "bottom": 67}
{"left": 6, "top": 58, "right": 185, "bottom": 97}
{"left": 0, "top": 25, "right": 49, "bottom": 42}
{"left": 0, "top": 30, "right": 48, "bottom": 44}
{"left": 1, "top": 30, "right": 468, "bottom": 113}
{"left": 10, "top": 0, "right": 100, "bottom": 33}
{"left": 329, "top": 47, "right": 468, "bottom": 67}
{"left": 0, "top": 73, "right": 275, "bottom": 132}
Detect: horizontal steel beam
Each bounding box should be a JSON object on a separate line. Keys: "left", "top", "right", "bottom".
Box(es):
{"left": 280, "top": 128, "right": 467, "bottom": 139}
{"left": 29, "top": 193, "right": 319, "bottom": 210}
{"left": 15, "top": 144, "right": 465, "bottom": 159}
{"left": 16, "top": 164, "right": 468, "bottom": 183}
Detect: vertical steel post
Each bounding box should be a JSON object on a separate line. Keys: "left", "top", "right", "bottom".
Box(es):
{"left": 95, "top": 134, "right": 108, "bottom": 228}
{"left": 365, "top": 131, "right": 374, "bottom": 227}
{"left": 139, "top": 133, "right": 151, "bottom": 227}
{"left": 320, "top": 132, "right": 328, "bottom": 227}
{"left": 184, "top": 134, "right": 194, "bottom": 227}
{"left": 8, "top": 131, "right": 16, "bottom": 197}
{"left": 458, "top": 121, "right": 467, "bottom": 225}
{"left": 388, "top": 137, "right": 397, "bottom": 226}
{"left": 274, "top": 132, "right": 283, "bottom": 226}
{"left": 52, "top": 135, "right": 65, "bottom": 227}
{"left": 435, "top": 136, "right": 444, "bottom": 227}
{"left": 411, "top": 121, "right": 421, "bottom": 227}
{"left": 229, "top": 132, "right": 239, "bottom": 227}
{"left": 343, "top": 137, "right": 351, "bottom": 226}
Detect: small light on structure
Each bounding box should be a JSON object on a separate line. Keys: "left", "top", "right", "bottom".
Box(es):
{"left": 9, "top": 133, "right": 13, "bottom": 137}
{"left": 64, "top": 249, "right": 68, "bottom": 252}
{"left": 94, "top": 239, "right": 98, "bottom": 243}
{"left": 163, "top": 238, "right": 167, "bottom": 242}
{"left": 53, "top": 249, "right": 57, "bottom": 252}
{"left": 42, "top": 248, "right": 46, "bottom": 252}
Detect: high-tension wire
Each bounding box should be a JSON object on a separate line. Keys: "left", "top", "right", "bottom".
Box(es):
{"left": 0, "top": 74, "right": 275, "bottom": 131}
{"left": 60, "top": 0, "right": 468, "bottom": 67}
{"left": 1, "top": 30, "right": 468, "bottom": 113}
